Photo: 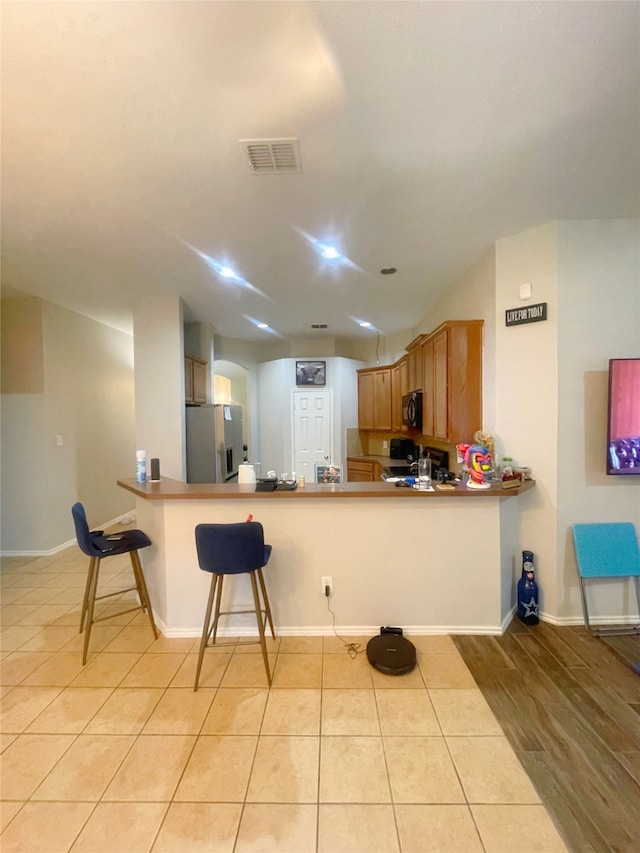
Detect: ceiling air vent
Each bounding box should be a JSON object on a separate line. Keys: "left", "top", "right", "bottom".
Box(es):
{"left": 311, "top": 324, "right": 328, "bottom": 329}
{"left": 240, "top": 138, "right": 302, "bottom": 174}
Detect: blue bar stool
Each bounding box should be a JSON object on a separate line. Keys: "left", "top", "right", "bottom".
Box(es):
{"left": 194, "top": 521, "right": 275, "bottom": 690}
{"left": 72, "top": 502, "right": 158, "bottom": 663}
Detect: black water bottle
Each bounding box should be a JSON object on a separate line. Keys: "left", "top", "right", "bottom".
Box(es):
{"left": 517, "top": 550, "right": 539, "bottom": 625}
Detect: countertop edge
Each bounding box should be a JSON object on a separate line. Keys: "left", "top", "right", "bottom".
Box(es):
{"left": 117, "top": 477, "right": 535, "bottom": 501}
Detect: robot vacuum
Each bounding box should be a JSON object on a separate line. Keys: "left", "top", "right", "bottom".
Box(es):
{"left": 366, "top": 627, "right": 417, "bottom": 675}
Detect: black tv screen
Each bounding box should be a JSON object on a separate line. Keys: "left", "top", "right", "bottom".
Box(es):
{"left": 607, "top": 358, "right": 640, "bottom": 475}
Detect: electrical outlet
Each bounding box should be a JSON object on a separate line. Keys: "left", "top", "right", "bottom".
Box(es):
{"left": 321, "top": 576, "right": 333, "bottom": 596}
{"left": 382, "top": 440, "right": 388, "bottom": 449}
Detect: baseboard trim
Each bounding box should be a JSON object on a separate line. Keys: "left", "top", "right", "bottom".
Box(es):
{"left": 158, "top": 623, "right": 507, "bottom": 639}
{"left": 0, "top": 512, "right": 136, "bottom": 558}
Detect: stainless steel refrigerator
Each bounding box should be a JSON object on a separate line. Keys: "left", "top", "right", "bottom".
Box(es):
{"left": 186, "top": 404, "right": 244, "bottom": 483}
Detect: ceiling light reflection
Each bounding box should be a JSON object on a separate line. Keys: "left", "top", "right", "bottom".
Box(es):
{"left": 178, "top": 238, "right": 271, "bottom": 299}
{"left": 293, "top": 227, "right": 361, "bottom": 271}
{"left": 243, "top": 315, "right": 284, "bottom": 338}
{"left": 350, "top": 316, "right": 377, "bottom": 331}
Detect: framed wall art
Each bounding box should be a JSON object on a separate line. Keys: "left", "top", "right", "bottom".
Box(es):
{"left": 296, "top": 360, "right": 326, "bottom": 386}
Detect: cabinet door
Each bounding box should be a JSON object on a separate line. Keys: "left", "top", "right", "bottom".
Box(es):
{"left": 347, "top": 460, "right": 375, "bottom": 482}
{"left": 192, "top": 360, "right": 207, "bottom": 403}
{"left": 357, "top": 371, "right": 375, "bottom": 430}
{"left": 422, "top": 339, "right": 435, "bottom": 437}
{"left": 407, "top": 347, "right": 422, "bottom": 392}
{"left": 433, "top": 330, "right": 448, "bottom": 440}
{"left": 447, "top": 322, "right": 483, "bottom": 444}
{"left": 358, "top": 368, "right": 391, "bottom": 430}
{"left": 391, "top": 363, "right": 403, "bottom": 432}
{"left": 373, "top": 369, "right": 392, "bottom": 430}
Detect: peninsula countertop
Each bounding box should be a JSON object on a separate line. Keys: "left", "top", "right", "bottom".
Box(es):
{"left": 117, "top": 476, "right": 535, "bottom": 501}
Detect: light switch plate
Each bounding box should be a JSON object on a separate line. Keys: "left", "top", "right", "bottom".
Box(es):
{"left": 519, "top": 282, "right": 532, "bottom": 300}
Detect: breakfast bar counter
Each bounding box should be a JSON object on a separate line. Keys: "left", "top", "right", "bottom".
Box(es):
{"left": 118, "top": 476, "right": 534, "bottom": 500}
{"left": 118, "top": 477, "right": 535, "bottom": 638}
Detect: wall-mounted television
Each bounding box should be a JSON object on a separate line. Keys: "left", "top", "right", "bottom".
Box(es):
{"left": 606, "top": 358, "right": 640, "bottom": 475}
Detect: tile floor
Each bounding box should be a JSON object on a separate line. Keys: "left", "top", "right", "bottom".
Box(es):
{"left": 0, "top": 540, "right": 569, "bottom": 852}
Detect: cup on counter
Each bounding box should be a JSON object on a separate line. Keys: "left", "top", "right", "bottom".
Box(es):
{"left": 417, "top": 457, "right": 432, "bottom": 489}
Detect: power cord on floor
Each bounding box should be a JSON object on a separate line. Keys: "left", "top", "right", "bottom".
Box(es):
{"left": 325, "top": 593, "right": 364, "bottom": 659}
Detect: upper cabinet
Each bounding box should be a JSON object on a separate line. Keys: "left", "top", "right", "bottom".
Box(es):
{"left": 391, "top": 357, "right": 408, "bottom": 433}
{"left": 357, "top": 366, "right": 392, "bottom": 431}
{"left": 185, "top": 354, "right": 207, "bottom": 405}
{"left": 423, "top": 321, "right": 483, "bottom": 444}
{"left": 358, "top": 320, "right": 483, "bottom": 443}
{"left": 406, "top": 336, "right": 423, "bottom": 393}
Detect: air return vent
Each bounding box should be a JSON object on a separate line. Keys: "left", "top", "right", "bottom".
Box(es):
{"left": 240, "top": 138, "right": 302, "bottom": 174}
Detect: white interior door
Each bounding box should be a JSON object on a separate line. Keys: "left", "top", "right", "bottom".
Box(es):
{"left": 292, "top": 389, "right": 333, "bottom": 481}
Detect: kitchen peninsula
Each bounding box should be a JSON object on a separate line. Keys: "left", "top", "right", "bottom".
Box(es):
{"left": 118, "top": 476, "right": 534, "bottom": 638}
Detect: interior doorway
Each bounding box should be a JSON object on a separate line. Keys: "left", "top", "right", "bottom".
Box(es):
{"left": 292, "top": 389, "right": 334, "bottom": 482}
{"left": 213, "top": 360, "right": 251, "bottom": 457}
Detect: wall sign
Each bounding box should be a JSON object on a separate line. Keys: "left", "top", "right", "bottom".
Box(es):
{"left": 505, "top": 302, "right": 547, "bottom": 327}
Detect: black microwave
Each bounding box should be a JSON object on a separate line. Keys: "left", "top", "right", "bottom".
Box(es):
{"left": 402, "top": 391, "right": 423, "bottom": 429}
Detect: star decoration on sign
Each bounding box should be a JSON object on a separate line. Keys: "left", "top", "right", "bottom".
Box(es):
{"left": 523, "top": 597, "right": 539, "bottom": 617}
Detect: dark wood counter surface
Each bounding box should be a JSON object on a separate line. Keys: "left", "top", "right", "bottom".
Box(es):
{"left": 118, "top": 476, "right": 535, "bottom": 501}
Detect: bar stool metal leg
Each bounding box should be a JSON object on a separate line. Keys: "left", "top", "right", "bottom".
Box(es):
{"left": 80, "top": 556, "right": 97, "bottom": 633}
{"left": 82, "top": 557, "right": 102, "bottom": 665}
{"left": 250, "top": 570, "right": 272, "bottom": 685}
{"left": 194, "top": 573, "right": 219, "bottom": 691}
{"left": 211, "top": 574, "right": 225, "bottom": 645}
{"left": 257, "top": 567, "right": 276, "bottom": 639}
{"left": 130, "top": 550, "right": 158, "bottom": 638}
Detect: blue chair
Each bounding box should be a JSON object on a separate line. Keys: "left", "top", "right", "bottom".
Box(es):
{"left": 194, "top": 521, "right": 275, "bottom": 690}
{"left": 571, "top": 522, "right": 640, "bottom": 636}
{"left": 72, "top": 502, "right": 158, "bottom": 663}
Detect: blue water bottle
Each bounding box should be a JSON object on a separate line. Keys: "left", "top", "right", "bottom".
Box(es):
{"left": 517, "top": 550, "right": 539, "bottom": 625}
{"left": 136, "top": 450, "right": 147, "bottom": 484}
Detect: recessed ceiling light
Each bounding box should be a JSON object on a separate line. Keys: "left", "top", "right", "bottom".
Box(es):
{"left": 256, "top": 322, "right": 268, "bottom": 329}
{"left": 359, "top": 321, "right": 372, "bottom": 328}
{"left": 319, "top": 244, "right": 340, "bottom": 260}
{"left": 380, "top": 267, "right": 397, "bottom": 275}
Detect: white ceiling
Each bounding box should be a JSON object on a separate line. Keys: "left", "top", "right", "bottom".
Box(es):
{"left": 2, "top": 1, "right": 639, "bottom": 341}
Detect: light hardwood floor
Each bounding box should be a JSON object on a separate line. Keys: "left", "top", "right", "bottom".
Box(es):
{"left": 453, "top": 621, "right": 640, "bottom": 853}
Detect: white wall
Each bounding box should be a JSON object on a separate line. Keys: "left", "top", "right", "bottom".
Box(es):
{"left": 257, "top": 359, "right": 292, "bottom": 475}
{"left": 556, "top": 219, "right": 640, "bottom": 621}
{"left": 495, "top": 222, "right": 560, "bottom": 615}
{"left": 1, "top": 296, "right": 135, "bottom": 552}
{"left": 495, "top": 219, "right": 640, "bottom": 624}
{"left": 133, "top": 297, "right": 185, "bottom": 481}
{"left": 257, "top": 356, "right": 365, "bottom": 476}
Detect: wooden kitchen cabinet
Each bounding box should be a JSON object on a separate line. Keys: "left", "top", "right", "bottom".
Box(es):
{"left": 391, "top": 357, "right": 409, "bottom": 432}
{"left": 406, "top": 335, "right": 424, "bottom": 393}
{"left": 346, "top": 459, "right": 383, "bottom": 482}
{"left": 357, "top": 367, "right": 392, "bottom": 431}
{"left": 423, "top": 321, "right": 483, "bottom": 444}
{"left": 185, "top": 354, "right": 207, "bottom": 404}
{"left": 421, "top": 337, "right": 435, "bottom": 437}
{"left": 357, "top": 319, "right": 483, "bottom": 442}
{"left": 433, "top": 329, "right": 448, "bottom": 439}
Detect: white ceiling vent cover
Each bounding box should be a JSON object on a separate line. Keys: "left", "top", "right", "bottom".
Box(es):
{"left": 240, "top": 138, "right": 302, "bottom": 174}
